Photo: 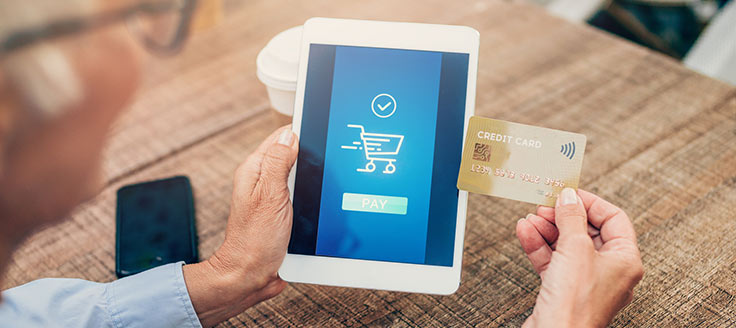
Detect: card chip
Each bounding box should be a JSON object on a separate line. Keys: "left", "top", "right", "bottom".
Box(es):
{"left": 473, "top": 143, "right": 491, "bottom": 162}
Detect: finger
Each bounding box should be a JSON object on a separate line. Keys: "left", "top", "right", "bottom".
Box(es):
{"left": 258, "top": 128, "right": 298, "bottom": 193}
{"left": 249, "top": 125, "right": 294, "bottom": 171}
{"left": 536, "top": 207, "right": 599, "bottom": 243}
{"left": 554, "top": 188, "right": 588, "bottom": 241}
{"left": 234, "top": 125, "right": 293, "bottom": 193}
{"left": 522, "top": 315, "right": 536, "bottom": 328}
{"left": 536, "top": 205, "right": 555, "bottom": 223}
{"left": 592, "top": 235, "right": 603, "bottom": 250}
{"left": 526, "top": 214, "right": 558, "bottom": 245}
{"left": 577, "top": 189, "right": 637, "bottom": 245}
{"left": 587, "top": 223, "right": 600, "bottom": 238}
{"left": 516, "top": 218, "right": 553, "bottom": 274}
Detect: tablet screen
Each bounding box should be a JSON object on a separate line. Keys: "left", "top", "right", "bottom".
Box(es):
{"left": 289, "top": 44, "right": 469, "bottom": 267}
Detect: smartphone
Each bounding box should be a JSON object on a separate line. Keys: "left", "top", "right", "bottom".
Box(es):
{"left": 115, "top": 175, "right": 198, "bottom": 278}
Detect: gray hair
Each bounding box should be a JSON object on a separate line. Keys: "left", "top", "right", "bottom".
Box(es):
{"left": 0, "top": 0, "right": 96, "bottom": 117}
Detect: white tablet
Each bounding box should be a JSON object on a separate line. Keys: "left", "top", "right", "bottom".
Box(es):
{"left": 280, "top": 18, "right": 479, "bottom": 294}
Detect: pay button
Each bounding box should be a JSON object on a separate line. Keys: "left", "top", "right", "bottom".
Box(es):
{"left": 342, "top": 193, "right": 408, "bottom": 215}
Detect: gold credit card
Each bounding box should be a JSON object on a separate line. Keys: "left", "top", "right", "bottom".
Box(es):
{"left": 457, "top": 116, "right": 587, "bottom": 206}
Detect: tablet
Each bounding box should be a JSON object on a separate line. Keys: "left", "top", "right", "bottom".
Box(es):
{"left": 280, "top": 18, "right": 478, "bottom": 294}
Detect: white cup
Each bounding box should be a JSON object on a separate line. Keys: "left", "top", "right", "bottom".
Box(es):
{"left": 256, "top": 26, "right": 302, "bottom": 124}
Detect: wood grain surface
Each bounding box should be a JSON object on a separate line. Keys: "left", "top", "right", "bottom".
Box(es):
{"left": 4, "top": 0, "right": 736, "bottom": 327}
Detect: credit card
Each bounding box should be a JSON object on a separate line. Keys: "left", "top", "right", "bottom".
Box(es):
{"left": 457, "top": 116, "right": 587, "bottom": 206}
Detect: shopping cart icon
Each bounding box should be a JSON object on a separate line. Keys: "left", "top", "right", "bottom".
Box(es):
{"left": 341, "top": 124, "right": 404, "bottom": 174}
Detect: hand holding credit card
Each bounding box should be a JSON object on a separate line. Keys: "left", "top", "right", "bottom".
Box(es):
{"left": 457, "top": 116, "right": 586, "bottom": 206}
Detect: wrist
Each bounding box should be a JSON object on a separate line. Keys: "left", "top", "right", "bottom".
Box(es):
{"left": 182, "top": 247, "right": 284, "bottom": 327}
{"left": 554, "top": 308, "right": 602, "bottom": 328}
{"left": 196, "top": 251, "right": 273, "bottom": 305}
{"left": 207, "top": 242, "right": 278, "bottom": 293}
{"left": 181, "top": 259, "right": 259, "bottom": 327}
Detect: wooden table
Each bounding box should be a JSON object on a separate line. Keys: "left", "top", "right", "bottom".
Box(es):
{"left": 4, "top": 0, "right": 735, "bottom": 326}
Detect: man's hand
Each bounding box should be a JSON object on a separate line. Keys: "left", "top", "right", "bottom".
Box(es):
{"left": 182, "top": 126, "right": 297, "bottom": 327}
{"left": 516, "top": 188, "right": 644, "bottom": 328}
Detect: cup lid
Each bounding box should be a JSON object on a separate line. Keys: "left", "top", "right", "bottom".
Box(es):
{"left": 256, "top": 25, "right": 302, "bottom": 91}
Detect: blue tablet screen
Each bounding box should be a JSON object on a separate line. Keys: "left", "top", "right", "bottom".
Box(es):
{"left": 289, "top": 44, "right": 469, "bottom": 266}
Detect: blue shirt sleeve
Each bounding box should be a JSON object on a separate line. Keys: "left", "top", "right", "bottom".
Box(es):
{"left": 0, "top": 262, "right": 202, "bottom": 328}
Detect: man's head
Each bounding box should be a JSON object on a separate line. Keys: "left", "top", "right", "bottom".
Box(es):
{"left": 0, "top": 0, "right": 146, "bottom": 243}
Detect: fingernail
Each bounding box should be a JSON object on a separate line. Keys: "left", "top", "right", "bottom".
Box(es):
{"left": 525, "top": 213, "right": 534, "bottom": 220}
{"left": 277, "top": 129, "right": 293, "bottom": 146}
{"left": 517, "top": 218, "right": 525, "bottom": 224}
{"left": 559, "top": 188, "right": 578, "bottom": 205}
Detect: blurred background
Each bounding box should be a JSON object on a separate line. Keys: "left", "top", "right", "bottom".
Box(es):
{"left": 528, "top": 0, "right": 735, "bottom": 85}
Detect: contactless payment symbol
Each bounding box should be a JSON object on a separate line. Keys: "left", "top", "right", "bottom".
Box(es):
{"left": 340, "top": 124, "right": 404, "bottom": 174}
{"left": 371, "top": 93, "right": 397, "bottom": 118}
{"left": 560, "top": 142, "right": 576, "bottom": 160}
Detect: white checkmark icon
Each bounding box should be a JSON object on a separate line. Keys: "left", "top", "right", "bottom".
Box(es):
{"left": 371, "top": 93, "right": 397, "bottom": 118}
{"left": 377, "top": 102, "right": 392, "bottom": 111}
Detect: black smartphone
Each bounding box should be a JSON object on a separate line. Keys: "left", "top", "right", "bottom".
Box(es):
{"left": 115, "top": 175, "right": 198, "bottom": 278}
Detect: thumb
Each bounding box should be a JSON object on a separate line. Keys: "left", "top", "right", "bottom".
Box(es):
{"left": 259, "top": 129, "right": 297, "bottom": 188}
{"left": 554, "top": 188, "right": 588, "bottom": 241}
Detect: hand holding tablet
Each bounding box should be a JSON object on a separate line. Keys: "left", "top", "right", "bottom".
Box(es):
{"left": 280, "top": 18, "right": 479, "bottom": 294}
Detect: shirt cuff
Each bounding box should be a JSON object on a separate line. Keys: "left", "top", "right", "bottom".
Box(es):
{"left": 106, "top": 262, "right": 202, "bottom": 328}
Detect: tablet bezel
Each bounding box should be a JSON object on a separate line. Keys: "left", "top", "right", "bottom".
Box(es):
{"left": 280, "top": 17, "right": 479, "bottom": 295}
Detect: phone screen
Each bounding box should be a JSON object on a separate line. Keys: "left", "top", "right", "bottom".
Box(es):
{"left": 116, "top": 176, "right": 197, "bottom": 277}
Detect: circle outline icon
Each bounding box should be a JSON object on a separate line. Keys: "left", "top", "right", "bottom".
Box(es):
{"left": 371, "top": 93, "right": 397, "bottom": 118}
